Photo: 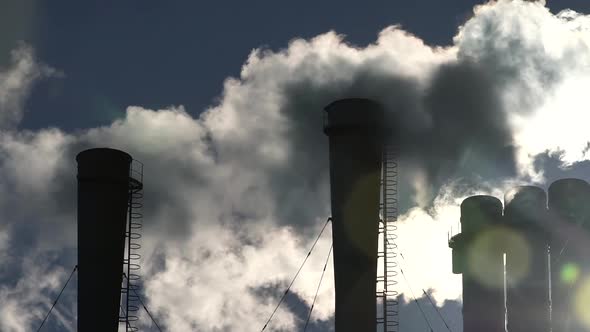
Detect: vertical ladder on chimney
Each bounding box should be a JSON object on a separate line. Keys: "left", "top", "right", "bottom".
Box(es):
{"left": 120, "top": 159, "right": 144, "bottom": 332}
{"left": 377, "top": 143, "right": 399, "bottom": 332}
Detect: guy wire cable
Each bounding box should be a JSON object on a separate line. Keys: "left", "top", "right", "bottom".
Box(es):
{"left": 36, "top": 265, "right": 78, "bottom": 332}
{"left": 303, "top": 243, "right": 333, "bottom": 332}
{"left": 261, "top": 217, "right": 332, "bottom": 331}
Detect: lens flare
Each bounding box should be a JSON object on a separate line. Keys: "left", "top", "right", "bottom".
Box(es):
{"left": 343, "top": 171, "right": 382, "bottom": 256}
{"left": 574, "top": 276, "right": 590, "bottom": 328}
{"left": 561, "top": 262, "right": 581, "bottom": 285}
{"left": 467, "top": 226, "right": 530, "bottom": 289}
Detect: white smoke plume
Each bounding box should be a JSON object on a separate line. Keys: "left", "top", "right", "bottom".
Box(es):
{"left": 2, "top": 1, "right": 590, "bottom": 331}
{"left": 0, "top": 43, "right": 59, "bottom": 129}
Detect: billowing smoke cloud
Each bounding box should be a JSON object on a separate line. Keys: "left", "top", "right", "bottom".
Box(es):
{"left": 3, "top": 0, "right": 590, "bottom": 331}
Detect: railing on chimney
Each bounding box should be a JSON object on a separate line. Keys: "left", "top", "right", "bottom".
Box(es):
{"left": 377, "top": 143, "right": 400, "bottom": 332}
{"left": 120, "top": 159, "right": 144, "bottom": 332}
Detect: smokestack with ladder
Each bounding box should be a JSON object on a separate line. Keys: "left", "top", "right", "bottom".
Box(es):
{"left": 323, "top": 98, "right": 391, "bottom": 332}
{"left": 76, "top": 148, "right": 135, "bottom": 332}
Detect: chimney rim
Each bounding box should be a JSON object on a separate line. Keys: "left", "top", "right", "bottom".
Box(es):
{"left": 76, "top": 147, "right": 132, "bottom": 163}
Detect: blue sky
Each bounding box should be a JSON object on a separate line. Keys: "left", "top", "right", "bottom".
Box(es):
{"left": 3, "top": 0, "right": 586, "bottom": 132}
{"left": 4, "top": 1, "right": 590, "bottom": 331}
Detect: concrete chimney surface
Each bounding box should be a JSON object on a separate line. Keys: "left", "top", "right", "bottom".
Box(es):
{"left": 504, "top": 186, "right": 550, "bottom": 332}
{"left": 452, "top": 195, "right": 505, "bottom": 332}
{"left": 77, "top": 147, "right": 132, "bottom": 332}
{"left": 324, "top": 98, "right": 387, "bottom": 332}
{"left": 548, "top": 179, "right": 590, "bottom": 332}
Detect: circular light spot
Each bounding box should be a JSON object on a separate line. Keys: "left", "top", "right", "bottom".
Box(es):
{"left": 467, "top": 226, "right": 530, "bottom": 289}
{"left": 342, "top": 170, "right": 382, "bottom": 256}
{"left": 561, "top": 263, "right": 581, "bottom": 284}
{"left": 503, "top": 228, "right": 532, "bottom": 287}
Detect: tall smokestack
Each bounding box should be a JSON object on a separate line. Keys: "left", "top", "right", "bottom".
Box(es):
{"left": 449, "top": 195, "right": 504, "bottom": 332}
{"left": 324, "top": 98, "right": 388, "bottom": 332}
{"left": 548, "top": 178, "right": 590, "bottom": 331}
{"left": 504, "top": 186, "right": 550, "bottom": 332}
{"left": 77, "top": 148, "right": 132, "bottom": 332}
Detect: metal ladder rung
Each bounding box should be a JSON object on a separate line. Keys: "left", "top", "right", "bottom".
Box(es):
{"left": 378, "top": 144, "right": 399, "bottom": 332}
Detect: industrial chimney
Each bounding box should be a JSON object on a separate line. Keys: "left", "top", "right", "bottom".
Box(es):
{"left": 548, "top": 178, "right": 590, "bottom": 331}
{"left": 449, "top": 195, "right": 505, "bottom": 332}
{"left": 323, "top": 98, "right": 389, "bottom": 332}
{"left": 504, "top": 186, "right": 550, "bottom": 332}
{"left": 77, "top": 148, "right": 133, "bottom": 332}
{"left": 448, "top": 179, "right": 590, "bottom": 331}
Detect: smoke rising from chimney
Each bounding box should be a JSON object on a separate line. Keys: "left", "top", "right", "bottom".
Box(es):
{"left": 2, "top": 0, "right": 590, "bottom": 330}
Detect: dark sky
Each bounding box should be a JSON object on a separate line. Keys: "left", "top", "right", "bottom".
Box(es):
{"left": 2, "top": 0, "right": 586, "bottom": 132}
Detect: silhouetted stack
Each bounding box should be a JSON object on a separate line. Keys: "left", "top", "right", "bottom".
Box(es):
{"left": 504, "top": 186, "right": 549, "bottom": 332}
{"left": 77, "top": 148, "right": 132, "bottom": 332}
{"left": 548, "top": 179, "right": 590, "bottom": 332}
{"left": 450, "top": 179, "right": 590, "bottom": 332}
{"left": 324, "top": 98, "right": 390, "bottom": 332}
{"left": 449, "top": 196, "right": 505, "bottom": 332}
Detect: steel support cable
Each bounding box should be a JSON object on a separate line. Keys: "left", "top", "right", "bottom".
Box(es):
{"left": 36, "top": 265, "right": 78, "bottom": 332}
{"left": 261, "top": 217, "right": 332, "bottom": 332}
{"left": 303, "top": 243, "right": 333, "bottom": 332}
{"left": 384, "top": 240, "right": 434, "bottom": 332}
{"left": 393, "top": 247, "right": 458, "bottom": 332}
{"left": 399, "top": 252, "right": 454, "bottom": 332}
{"left": 123, "top": 273, "right": 164, "bottom": 332}
{"left": 399, "top": 267, "right": 434, "bottom": 332}
{"left": 120, "top": 305, "right": 134, "bottom": 330}
{"left": 420, "top": 289, "right": 452, "bottom": 332}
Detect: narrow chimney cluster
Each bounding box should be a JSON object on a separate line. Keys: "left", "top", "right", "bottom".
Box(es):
{"left": 449, "top": 179, "right": 590, "bottom": 332}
